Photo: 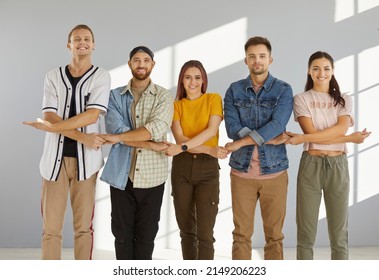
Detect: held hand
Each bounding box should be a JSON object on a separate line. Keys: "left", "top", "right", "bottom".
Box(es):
{"left": 285, "top": 132, "right": 305, "bottom": 145}
{"left": 224, "top": 141, "right": 242, "bottom": 152}
{"left": 164, "top": 143, "right": 182, "bottom": 157}
{"left": 23, "top": 118, "right": 54, "bottom": 132}
{"left": 81, "top": 133, "right": 106, "bottom": 150}
{"left": 349, "top": 128, "right": 371, "bottom": 144}
{"left": 210, "top": 146, "right": 229, "bottom": 159}
{"left": 100, "top": 134, "right": 121, "bottom": 145}
{"left": 266, "top": 132, "right": 291, "bottom": 145}
{"left": 150, "top": 141, "right": 170, "bottom": 152}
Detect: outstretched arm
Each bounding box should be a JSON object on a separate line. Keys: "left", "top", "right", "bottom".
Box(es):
{"left": 286, "top": 128, "right": 371, "bottom": 145}
{"left": 23, "top": 108, "right": 102, "bottom": 133}
{"left": 23, "top": 112, "right": 105, "bottom": 150}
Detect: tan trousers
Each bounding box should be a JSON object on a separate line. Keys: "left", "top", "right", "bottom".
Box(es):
{"left": 41, "top": 157, "right": 96, "bottom": 260}
{"left": 231, "top": 171, "right": 288, "bottom": 260}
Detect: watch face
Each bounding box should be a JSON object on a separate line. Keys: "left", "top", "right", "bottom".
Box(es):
{"left": 182, "top": 144, "right": 188, "bottom": 151}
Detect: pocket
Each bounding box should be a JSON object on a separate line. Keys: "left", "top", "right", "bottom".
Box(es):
{"left": 234, "top": 99, "right": 253, "bottom": 120}
{"left": 259, "top": 98, "right": 278, "bottom": 119}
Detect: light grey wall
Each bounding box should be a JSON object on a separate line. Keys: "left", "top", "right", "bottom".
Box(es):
{"left": 1, "top": 0, "right": 378, "bottom": 254}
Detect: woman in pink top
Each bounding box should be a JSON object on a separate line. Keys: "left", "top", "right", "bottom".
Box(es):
{"left": 287, "top": 51, "right": 370, "bottom": 260}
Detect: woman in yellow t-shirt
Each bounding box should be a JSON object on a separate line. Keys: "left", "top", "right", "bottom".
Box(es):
{"left": 165, "top": 60, "right": 228, "bottom": 259}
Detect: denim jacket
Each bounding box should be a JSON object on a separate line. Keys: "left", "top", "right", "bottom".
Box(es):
{"left": 224, "top": 73, "right": 293, "bottom": 175}
{"left": 100, "top": 85, "right": 133, "bottom": 189}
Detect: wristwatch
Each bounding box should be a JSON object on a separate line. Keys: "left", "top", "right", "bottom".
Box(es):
{"left": 181, "top": 144, "right": 188, "bottom": 152}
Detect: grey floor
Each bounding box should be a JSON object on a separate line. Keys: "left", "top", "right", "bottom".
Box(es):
{"left": 0, "top": 247, "right": 378, "bottom": 260}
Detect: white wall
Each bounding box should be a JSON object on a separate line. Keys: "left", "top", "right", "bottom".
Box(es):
{"left": 1, "top": 0, "right": 378, "bottom": 255}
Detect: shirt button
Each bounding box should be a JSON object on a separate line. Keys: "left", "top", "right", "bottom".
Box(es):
{"left": 193, "top": 155, "right": 197, "bottom": 159}
{"left": 136, "top": 168, "right": 139, "bottom": 172}
{"left": 138, "top": 150, "right": 141, "bottom": 153}
{"left": 136, "top": 115, "right": 139, "bottom": 118}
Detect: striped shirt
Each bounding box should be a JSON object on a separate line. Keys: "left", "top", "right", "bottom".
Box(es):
{"left": 39, "top": 66, "right": 111, "bottom": 181}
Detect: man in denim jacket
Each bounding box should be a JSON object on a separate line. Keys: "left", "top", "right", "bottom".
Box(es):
{"left": 224, "top": 36, "right": 293, "bottom": 260}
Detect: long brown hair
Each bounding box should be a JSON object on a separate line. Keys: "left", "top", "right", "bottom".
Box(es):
{"left": 176, "top": 60, "right": 208, "bottom": 100}
{"left": 305, "top": 51, "right": 345, "bottom": 107}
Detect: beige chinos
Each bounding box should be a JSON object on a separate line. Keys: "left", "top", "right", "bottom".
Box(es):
{"left": 41, "top": 157, "right": 96, "bottom": 260}
{"left": 231, "top": 170, "right": 288, "bottom": 260}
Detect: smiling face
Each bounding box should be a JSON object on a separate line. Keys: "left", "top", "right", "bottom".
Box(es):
{"left": 244, "top": 44, "right": 273, "bottom": 77}
{"left": 128, "top": 51, "right": 155, "bottom": 81}
{"left": 182, "top": 67, "right": 203, "bottom": 97}
{"left": 67, "top": 28, "right": 94, "bottom": 57}
{"left": 308, "top": 57, "right": 333, "bottom": 91}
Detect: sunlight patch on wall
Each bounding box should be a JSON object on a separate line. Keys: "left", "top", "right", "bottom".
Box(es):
{"left": 109, "top": 64, "right": 132, "bottom": 89}
{"left": 173, "top": 18, "right": 247, "bottom": 79}
{"left": 355, "top": 45, "right": 379, "bottom": 202}
{"left": 358, "top": 0, "right": 379, "bottom": 13}
{"left": 358, "top": 45, "right": 379, "bottom": 90}
{"left": 335, "top": 0, "right": 379, "bottom": 22}
{"left": 335, "top": 0, "right": 355, "bottom": 22}
{"left": 109, "top": 18, "right": 247, "bottom": 91}
{"left": 334, "top": 55, "right": 355, "bottom": 94}
{"left": 151, "top": 46, "right": 175, "bottom": 90}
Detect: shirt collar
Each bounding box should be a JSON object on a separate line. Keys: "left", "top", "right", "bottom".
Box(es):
{"left": 120, "top": 79, "right": 157, "bottom": 96}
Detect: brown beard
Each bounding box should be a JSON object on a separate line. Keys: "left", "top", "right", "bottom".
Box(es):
{"left": 131, "top": 68, "right": 152, "bottom": 81}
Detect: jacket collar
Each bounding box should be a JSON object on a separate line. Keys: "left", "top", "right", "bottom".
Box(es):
{"left": 244, "top": 72, "right": 274, "bottom": 93}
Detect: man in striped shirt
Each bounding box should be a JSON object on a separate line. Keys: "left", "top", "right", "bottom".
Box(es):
{"left": 24, "top": 24, "right": 111, "bottom": 260}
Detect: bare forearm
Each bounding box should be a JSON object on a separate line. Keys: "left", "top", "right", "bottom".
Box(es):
{"left": 45, "top": 113, "right": 85, "bottom": 142}
{"left": 119, "top": 127, "right": 152, "bottom": 142}
{"left": 123, "top": 140, "right": 154, "bottom": 149}
{"left": 45, "top": 109, "right": 100, "bottom": 132}
{"left": 187, "top": 145, "right": 212, "bottom": 154}
{"left": 313, "top": 135, "right": 350, "bottom": 144}
{"left": 225, "top": 136, "right": 257, "bottom": 152}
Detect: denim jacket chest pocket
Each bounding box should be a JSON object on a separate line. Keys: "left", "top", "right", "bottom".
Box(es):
{"left": 234, "top": 99, "right": 254, "bottom": 120}
{"left": 258, "top": 98, "right": 278, "bottom": 120}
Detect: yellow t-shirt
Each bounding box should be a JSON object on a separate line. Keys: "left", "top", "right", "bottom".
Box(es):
{"left": 173, "top": 93, "right": 223, "bottom": 147}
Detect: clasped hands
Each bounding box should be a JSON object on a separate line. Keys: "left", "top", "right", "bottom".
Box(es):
{"left": 23, "top": 118, "right": 371, "bottom": 153}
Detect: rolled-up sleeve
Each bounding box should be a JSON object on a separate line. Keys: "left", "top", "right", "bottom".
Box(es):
{"left": 105, "top": 90, "right": 131, "bottom": 134}
{"left": 144, "top": 90, "right": 174, "bottom": 141}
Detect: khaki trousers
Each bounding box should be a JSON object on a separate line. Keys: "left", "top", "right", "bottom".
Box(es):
{"left": 231, "top": 170, "right": 288, "bottom": 260}
{"left": 41, "top": 157, "right": 96, "bottom": 260}
{"left": 171, "top": 152, "right": 219, "bottom": 260}
{"left": 296, "top": 152, "right": 349, "bottom": 260}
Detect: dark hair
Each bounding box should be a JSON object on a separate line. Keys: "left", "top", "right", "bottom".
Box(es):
{"left": 67, "top": 24, "right": 94, "bottom": 43}
{"left": 305, "top": 51, "right": 345, "bottom": 107}
{"left": 176, "top": 60, "right": 208, "bottom": 100}
{"left": 244, "top": 36, "right": 272, "bottom": 53}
